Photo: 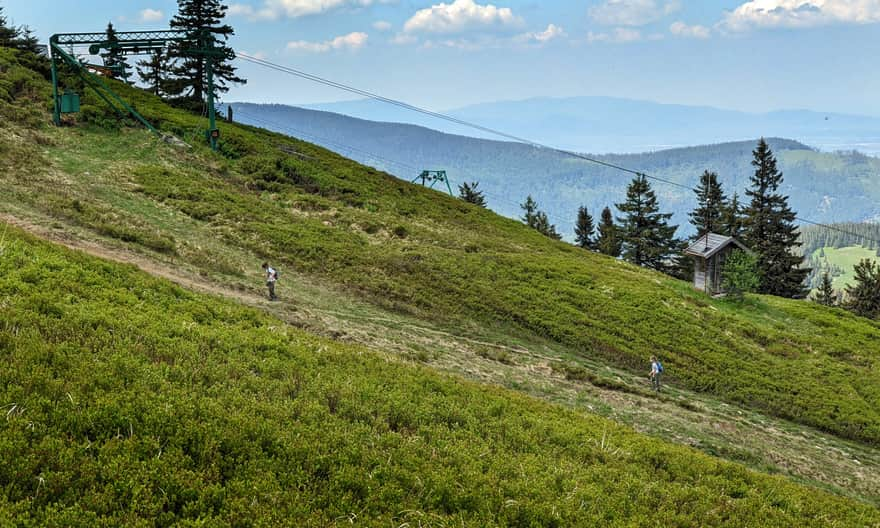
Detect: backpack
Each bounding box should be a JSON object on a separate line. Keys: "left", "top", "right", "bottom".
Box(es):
{"left": 657, "top": 361, "right": 664, "bottom": 374}
{"left": 273, "top": 269, "right": 279, "bottom": 280}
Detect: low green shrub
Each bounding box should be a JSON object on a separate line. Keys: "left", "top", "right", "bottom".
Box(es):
{"left": 1, "top": 227, "right": 878, "bottom": 526}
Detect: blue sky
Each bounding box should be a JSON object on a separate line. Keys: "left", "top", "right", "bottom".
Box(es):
{"left": 5, "top": 0, "right": 880, "bottom": 115}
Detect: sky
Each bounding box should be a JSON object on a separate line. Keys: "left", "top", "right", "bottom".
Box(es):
{"left": 5, "top": 0, "right": 880, "bottom": 116}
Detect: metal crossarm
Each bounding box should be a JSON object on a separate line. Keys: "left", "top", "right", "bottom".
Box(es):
{"left": 412, "top": 170, "right": 454, "bottom": 195}
{"left": 51, "top": 30, "right": 191, "bottom": 46}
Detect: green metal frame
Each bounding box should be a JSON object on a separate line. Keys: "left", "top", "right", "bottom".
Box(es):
{"left": 412, "top": 170, "right": 454, "bottom": 195}
{"left": 50, "top": 29, "right": 225, "bottom": 150}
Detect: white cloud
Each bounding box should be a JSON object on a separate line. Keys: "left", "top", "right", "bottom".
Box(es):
{"left": 139, "top": 8, "right": 164, "bottom": 22}
{"left": 669, "top": 21, "right": 710, "bottom": 38}
{"left": 721, "top": 0, "right": 880, "bottom": 32}
{"left": 286, "top": 32, "right": 369, "bottom": 52}
{"left": 390, "top": 33, "right": 418, "bottom": 45}
{"left": 373, "top": 20, "right": 393, "bottom": 31}
{"left": 587, "top": 27, "right": 644, "bottom": 42}
{"left": 519, "top": 23, "right": 566, "bottom": 44}
{"left": 403, "top": 0, "right": 524, "bottom": 34}
{"left": 230, "top": 0, "right": 394, "bottom": 20}
{"left": 589, "top": 0, "right": 681, "bottom": 26}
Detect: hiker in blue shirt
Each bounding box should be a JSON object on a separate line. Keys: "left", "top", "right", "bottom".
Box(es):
{"left": 262, "top": 262, "right": 278, "bottom": 301}
{"left": 650, "top": 356, "right": 663, "bottom": 392}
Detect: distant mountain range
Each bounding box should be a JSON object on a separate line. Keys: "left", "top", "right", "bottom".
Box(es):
{"left": 227, "top": 102, "right": 880, "bottom": 239}
{"left": 299, "top": 96, "right": 880, "bottom": 156}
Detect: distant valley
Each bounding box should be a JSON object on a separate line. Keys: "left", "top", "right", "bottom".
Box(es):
{"left": 228, "top": 102, "right": 880, "bottom": 238}
{"left": 301, "top": 96, "right": 880, "bottom": 156}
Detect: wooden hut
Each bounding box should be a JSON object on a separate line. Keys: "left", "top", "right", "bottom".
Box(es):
{"left": 685, "top": 233, "right": 750, "bottom": 294}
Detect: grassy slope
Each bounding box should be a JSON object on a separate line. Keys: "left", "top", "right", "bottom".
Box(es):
{"left": 2, "top": 48, "right": 880, "bottom": 451}
{"left": 812, "top": 246, "right": 880, "bottom": 290}
{"left": 4, "top": 226, "right": 880, "bottom": 526}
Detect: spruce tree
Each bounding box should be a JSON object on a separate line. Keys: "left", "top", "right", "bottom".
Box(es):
{"left": 458, "top": 181, "right": 487, "bottom": 208}
{"left": 596, "top": 206, "right": 622, "bottom": 257}
{"left": 690, "top": 170, "right": 726, "bottom": 239}
{"left": 616, "top": 175, "right": 681, "bottom": 273}
{"left": 14, "top": 25, "right": 40, "bottom": 54}
{"left": 534, "top": 211, "right": 562, "bottom": 240}
{"left": 137, "top": 48, "right": 171, "bottom": 97}
{"left": 166, "top": 0, "right": 245, "bottom": 108}
{"left": 741, "top": 139, "right": 809, "bottom": 298}
{"left": 0, "top": 7, "right": 20, "bottom": 48}
{"left": 574, "top": 206, "right": 595, "bottom": 249}
{"left": 520, "top": 195, "right": 560, "bottom": 240}
{"left": 721, "top": 192, "right": 744, "bottom": 239}
{"left": 101, "top": 22, "right": 131, "bottom": 82}
{"left": 520, "top": 195, "right": 538, "bottom": 228}
{"left": 812, "top": 271, "right": 837, "bottom": 307}
{"left": 845, "top": 259, "right": 880, "bottom": 319}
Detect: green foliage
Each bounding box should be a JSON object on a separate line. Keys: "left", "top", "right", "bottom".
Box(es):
{"left": 2, "top": 227, "right": 879, "bottom": 525}
{"left": 800, "top": 222, "right": 880, "bottom": 256}
{"left": 47, "top": 196, "right": 176, "bottom": 254}
{"left": 0, "top": 48, "right": 52, "bottom": 126}
{"left": 596, "top": 206, "right": 621, "bottom": 257}
{"left": 574, "top": 205, "right": 595, "bottom": 249}
{"left": 813, "top": 271, "right": 838, "bottom": 307}
{"left": 722, "top": 192, "right": 745, "bottom": 239}
{"left": 458, "top": 181, "right": 487, "bottom": 207}
{"left": 166, "top": 0, "right": 245, "bottom": 104}
{"left": 616, "top": 174, "right": 681, "bottom": 274}
{"left": 6, "top": 60, "right": 880, "bottom": 451}
{"left": 0, "top": 7, "right": 16, "bottom": 46}
{"left": 520, "top": 195, "right": 561, "bottom": 240}
{"left": 807, "top": 245, "right": 880, "bottom": 291}
{"left": 100, "top": 22, "right": 131, "bottom": 83}
{"left": 723, "top": 250, "right": 761, "bottom": 301}
{"left": 742, "top": 139, "right": 810, "bottom": 298}
{"left": 690, "top": 170, "right": 727, "bottom": 238}
{"left": 845, "top": 259, "right": 880, "bottom": 320}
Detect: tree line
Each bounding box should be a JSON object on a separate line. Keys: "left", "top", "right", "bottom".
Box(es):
{"left": 460, "top": 139, "right": 879, "bottom": 318}
{"left": 0, "top": 6, "right": 39, "bottom": 53}
{"left": 799, "top": 222, "right": 880, "bottom": 256}
{"left": 460, "top": 139, "right": 811, "bottom": 299}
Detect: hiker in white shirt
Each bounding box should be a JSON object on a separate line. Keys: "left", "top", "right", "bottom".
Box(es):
{"left": 650, "top": 356, "right": 662, "bottom": 392}
{"left": 261, "top": 262, "right": 278, "bottom": 301}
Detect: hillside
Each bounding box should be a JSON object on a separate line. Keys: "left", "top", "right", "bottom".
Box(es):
{"left": 800, "top": 223, "right": 880, "bottom": 290}
{"left": 4, "top": 47, "right": 880, "bottom": 516}
{"left": 6, "top": 227, "right": 880, "bottom": 526}
{"left": 227, "top": 102, "right": 880, "bottom": 236}
{"left": 304, "top": 96, "right": 880, "bottom": 155}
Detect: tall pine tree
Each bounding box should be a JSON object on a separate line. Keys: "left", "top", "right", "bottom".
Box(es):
{"left": 137, "top": 48, "right": 172, "bottom": 96}
{"left": 166, "top": 0, "right": 245, "bottom": 108}
{"left": 616, "top": 175, "right": 681, "bottom": 273}
{"left": 15, "top": 25, "right": 39, "bottom": 54}
{"left": 721, "top": 192, "right": 745, "bottom": 239}
{"left": 690, "top": 170, "right": 726, "bottom": 239}
{"left": 596, "top": 206, "right": 622, "bottom": 257}
{"left": 520, "top": 195, "right": 538, "bottom": 228}
{"left": 0, "top": 7, "right": 20, "bottom": 47}
{"left": 101, "top": 22, "right": 131, "bottom": 83}
{"left": 742, "top": 139, "right": 809, "bottom": 298}
{"left": 845, "top": 259, "right": 880, "bottom": 319}
{"left": 574, "top": 206, "right": 595, "bottom": 249}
